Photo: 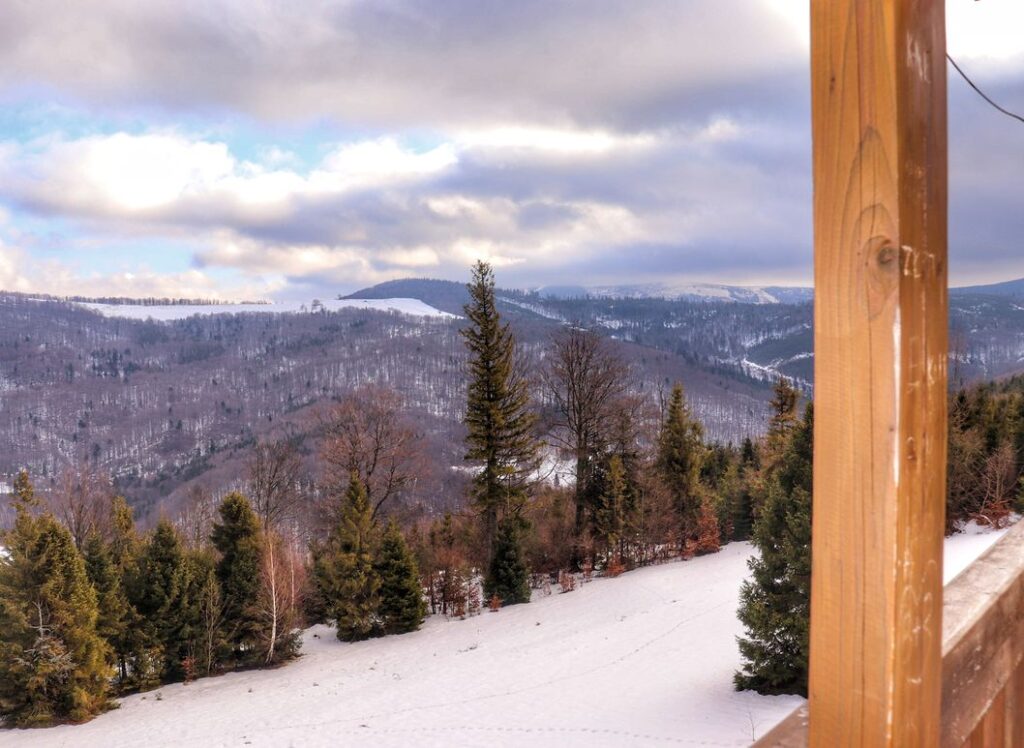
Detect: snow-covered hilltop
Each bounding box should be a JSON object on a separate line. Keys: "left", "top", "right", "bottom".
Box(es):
{"left": 75, "top": 298, "right": 455, "bottom": 322}
{"left": 584, "top": 283, "right": 813, "bottom": 305}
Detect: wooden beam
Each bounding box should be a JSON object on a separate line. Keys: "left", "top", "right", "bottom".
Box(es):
{"left": 756, "top": 524, "right": 1024, "bottom": 747}
{"left": 941, "top": 520, "right": 1024, "bottom": 746}
{"left": 808, "top": 1, "right": 947, "bottom": 745}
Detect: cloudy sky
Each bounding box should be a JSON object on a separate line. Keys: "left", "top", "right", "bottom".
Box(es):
{"left": 0, "top": 0, "right": 1021, "bottom": 300}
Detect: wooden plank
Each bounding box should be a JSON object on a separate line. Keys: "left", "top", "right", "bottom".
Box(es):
{"left": 754, "top": 706, "right": 809, "bottom": 747}
{"left": 757, "top": 520, "right": 1024, "bottom": 746}
{"left": 808, "top": 0, "right": 947, "bottom": 745}
{"left": 942, "top": 520, "right": 1024, "bottom": 746}
{"left": 1004, "top": 661, "right": 1024, "bottom": 748}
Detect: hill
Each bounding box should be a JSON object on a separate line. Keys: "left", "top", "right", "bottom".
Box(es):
{"left": 952, "top": 277, "right": 1024, "bottom": 299}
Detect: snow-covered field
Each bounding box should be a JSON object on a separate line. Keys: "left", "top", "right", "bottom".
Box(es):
{"left": 9, "top": 529, "right": 1006, "bottom": 748}
{"left": 75, "top": 298, "right": 454, "bottom": 321}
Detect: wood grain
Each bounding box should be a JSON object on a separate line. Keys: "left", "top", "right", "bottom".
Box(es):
{"left": 943, "top": 520, "right": 1024, "bottom": 747}
{"left": 757, "top": 522, "right": 1024, "bottom": 747}
{"left": 808, "top": 0, "right": 947, "bottom": 745}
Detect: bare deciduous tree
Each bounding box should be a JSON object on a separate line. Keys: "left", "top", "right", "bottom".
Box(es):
{"left": 978, "top": 441, "right": 1017, "bottom": 527}
{"left": 318, "top": 385, "right": 423, "bottom": 522}
{"left": 256, "top": 532, "right": 304, "bottom": 665}
{"left": 249, "top": 437, "right": 304, "bottom": 531}
{"left": 48, "top": 464, "right": 114, "bottom": 548}
{"left": 175, "top": 483, "right": 219, "bottom": 550}
{"left": 544, "top": 326, "right": 631, "bottom": 536}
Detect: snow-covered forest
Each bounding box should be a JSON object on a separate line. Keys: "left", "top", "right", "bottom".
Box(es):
{"left": 2, "top": 262, "right": 1022, "bottom": 742}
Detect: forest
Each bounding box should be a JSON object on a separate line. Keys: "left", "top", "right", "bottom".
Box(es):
{"left": 2, "top": 262, "right": 1023, "bottom": 727}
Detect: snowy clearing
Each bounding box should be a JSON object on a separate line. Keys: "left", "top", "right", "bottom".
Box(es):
{"left": 74, "top": 298, "right": 455, "bottom": 322}
{"left": 9, "top": 529, "right": 1006, "bottom": 748}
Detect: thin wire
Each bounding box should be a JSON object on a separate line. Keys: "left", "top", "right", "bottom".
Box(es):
{"left": 946, "top": 52, "right": 1024, "bottom": 126}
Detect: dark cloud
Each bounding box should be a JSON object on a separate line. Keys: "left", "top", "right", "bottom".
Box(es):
{"left": 0, "top": 0, "right": 806, "bottom": 131}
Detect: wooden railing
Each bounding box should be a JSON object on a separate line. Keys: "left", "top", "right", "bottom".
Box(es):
{"left": 755, "top": 520, "right": 1024, "bottom": 746}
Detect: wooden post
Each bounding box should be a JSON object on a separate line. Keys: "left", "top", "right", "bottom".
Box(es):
{"left": 808, "top": 1, "right": 947, "bottom": 745}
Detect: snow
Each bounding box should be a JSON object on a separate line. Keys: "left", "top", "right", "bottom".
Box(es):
{"left": 588, "top": 283, "right": 782, "bottom": 304}
{"left": 10, "top": 528, "right": 1008, "bottom": 747}
{"left": 943, "top": 521, "right": 1009, "bottom": 583}
{"left": 74, "top": 298, "right": 455, "bottom": 322}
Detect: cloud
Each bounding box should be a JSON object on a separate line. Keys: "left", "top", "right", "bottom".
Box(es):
{"left": 0, "top": 117, "right": 815, "bottom": 294}
{"left": 0, "top": 1, "right": 1021, "bottom": 298}
{"left": 0, "top": 238, "right": 281, "bottom": 300}
{"left": 0, "top": 0, "right": 810, "bottom": 131}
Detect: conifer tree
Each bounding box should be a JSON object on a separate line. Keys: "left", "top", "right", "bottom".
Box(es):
{"left": 0, "top": 472, "right": 111, "bottom": 726}
{"left": 132, "top": 520, "right": 192, "bottom": 683}
{"left": 752, "top": 379, "right": 800, "bottom": 509}
{"left": 484, "top": 517, "right": 531, "bottom": 606}
{"left": 314, "top": 475, "right": 381, "bottom": 641}
{"left": 735, "top": 404, "right": 813, "bottom": 696}
{"left": 104, "top": 496, "right": 145, "bottom": 687}
{"left": 461, "top": 260, "right": 539, "bottom": 551}
{"left": 108, "top": 496, "right": 139, "bottom": 571}
{"left": 375, "top": 520, "right": 426, "bottom": 634}
{"left": 82, "top": 532, "right": 130, "bottom": 675}
{"left": 591, "top": 453, "right": 627, "bottom": 559}
{"left": 211, "top": 492, "right": 263, "bottom": 662}
{"left": 656, "top": 383, "right": 706, "bottom": 544}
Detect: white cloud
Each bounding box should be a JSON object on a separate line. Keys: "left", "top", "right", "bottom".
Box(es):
{"left": 0, "top": 132, "right": 459, "bottom": 222}
{"left": 457, "top": 127, "right": 655, "bottom": 155}
{"left": 0, "top": 238, "right": 282, "bottom": 300}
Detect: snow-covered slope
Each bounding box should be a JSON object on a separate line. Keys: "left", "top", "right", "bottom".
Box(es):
{"left": 75, "top": 298, "right": 454, "bottom": 322}
{"left": 586, "top": 283, "right": 812, "bottom": 305}
{"left": 12, "top": 530, "right": 1005, "bottom": 748}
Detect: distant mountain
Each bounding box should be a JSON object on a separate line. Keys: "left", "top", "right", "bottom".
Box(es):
{"left": 343, "top": 279, "right": 471, "bottom": 315}
{"left": 952, "top": 277, "right": 1024, "bottom": 299}
{"left": 351, "top": 278, "right": 815, "bottom": 307}
{"left": 587, "top": 283, "right": 814, "bottom": 304}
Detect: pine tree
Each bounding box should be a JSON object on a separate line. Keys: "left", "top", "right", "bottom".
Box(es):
{"left": 591, "top": 453, "right": 627, "bottom": 559}
{"left": 108, "top": 496, "right": 139, "bottom": 571}
{"left": 735, "top": 403, "right": 813, "bottom": 696}
{"left": 211, "top": 492, "right": 263, "bottom": 663}
{"left": 82, "top": 532, "right": 130, "bottom": 675}
{"left": 656, "top": 383, "right": 706, "bottom": 544}
{"left": 132, "top": 520, "right": 195, "bottom": 683}
{"left": 314, "top": 475, "right": 381, "bottom": 641}
{"left": 461, "top": 260, "right": 539, "bottom": 551}
{"left": 484, "top": 517, "right": 531, "bottom": 606}
{"left": 375, "top": 520, "right": 427, "bottom": 635}
{"left": 104, "top": 496, "right": 145, "bottom": 688}
{"left": 0, "top": 472, "right": 111, "bottom": 726}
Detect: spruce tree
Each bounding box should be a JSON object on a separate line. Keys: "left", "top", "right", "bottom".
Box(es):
{"left": 484, "top": 517, "right": 531, "bottom": 606}
{"left": 735, "top": 403, "right": 813, "bottom": 695}
{"left": 314, "top": 475, "right": 381, "bottom": 641}
{"left": 82, "top": 532, "right": 130, "bottom": 675}
{"left": 0, "top": 472, "right": 111, "bottom": 726}
{"left": 132, "top": 520, "right": 191, "bottom": 683}
{"left": 211, "top": 492, "right": 263, "bottom": 663}
{"left": 104, "top": 496, "right": 145, "bottom": 688}
{"left": 461, "top": 260, "right": 539, "bottom": 551}
{"left": 375, "top": 520, "right": 426, "bottom": 634}
{"left": 591, "top": 453, "right": 627, "bottom": 559}
{"left": 656, "top": 383, "right": 706, "bottom": 544}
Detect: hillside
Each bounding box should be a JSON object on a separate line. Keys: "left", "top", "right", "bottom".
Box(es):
{"left": 6, "top": 275, "right": 1024, "bottom": 522}
{"left": 348, "top": 277, "right": 1024, "bottom": 387}
{"left": 0, "top": 293, "right": 775, "bottom": 520}
{"left": 9, "top": 528, "right": 1003, "bottom": 748}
